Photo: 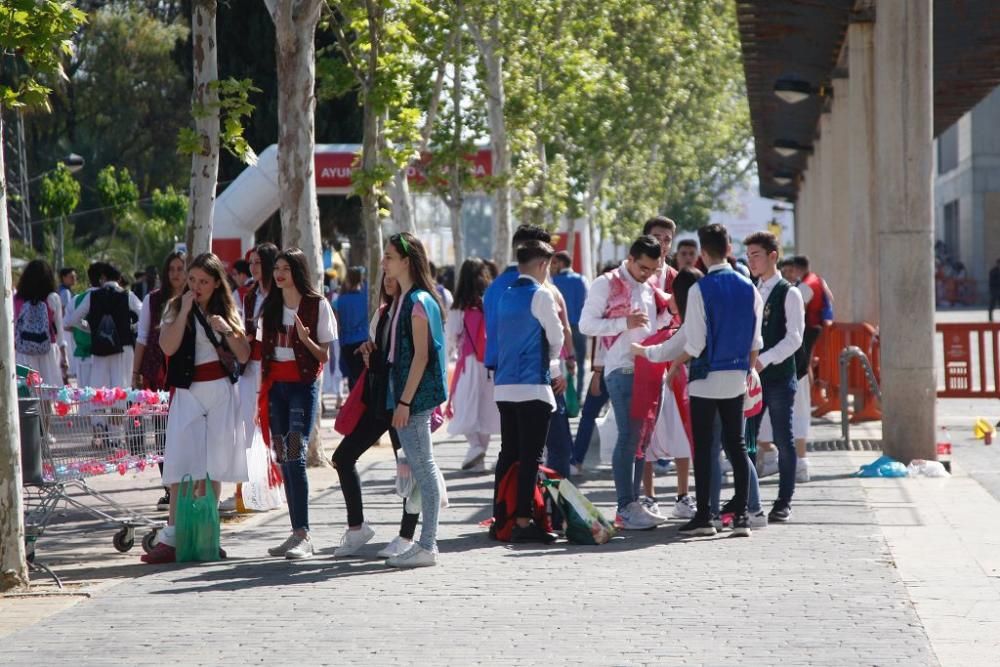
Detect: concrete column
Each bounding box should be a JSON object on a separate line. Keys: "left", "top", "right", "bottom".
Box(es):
{"left": 874, "top": 0, "right": 936, "bottom": 462}
{"left": 828, "top": 77, "right": 853, "bottom": 319}
{"left": 848, "top": 21, "right": 879, "bottom": 325}
{"left": 814, "top": 116, "right": 835, "bottom": 290}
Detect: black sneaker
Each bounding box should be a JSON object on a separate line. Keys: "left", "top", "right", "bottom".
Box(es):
{"left": 510, "top": 520, "right": 558, "bottom": 544}
{"left": 678, "top": 516, "right": 717, "bottom": 536}
{"left": 719, "top": 498, "right": 737, "bottom": 516}
{"left": 156, "top": 492, "right": 170, "bottom": 511}
{"left": 730, "top": 514, "right": 752, "bottom": 538}
{"left": 768, "top": 500, "right": 792, "bottom": 523}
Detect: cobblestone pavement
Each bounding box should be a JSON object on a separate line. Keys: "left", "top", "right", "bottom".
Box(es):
{"left": 2, "top": 427, "right": 940, "bottom": 667}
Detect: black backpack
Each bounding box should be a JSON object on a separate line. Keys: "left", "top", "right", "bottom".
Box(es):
{"left": 87, "top": 287, "right": 132, "bottom": 357}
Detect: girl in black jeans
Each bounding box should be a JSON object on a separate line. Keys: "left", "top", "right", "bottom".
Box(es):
{"left": 331, "top": 274, "right": 420, "bottom": 559}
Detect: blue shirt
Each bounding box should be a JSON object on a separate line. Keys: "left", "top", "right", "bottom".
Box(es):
{"left": 334, "top": 291, "right": 369, "bottom": 345}
{"left": 483, "top": 265, "right": 520, "bottom": 370}
{"left": 551, "top": 269, "right": 588, "bottom": 326}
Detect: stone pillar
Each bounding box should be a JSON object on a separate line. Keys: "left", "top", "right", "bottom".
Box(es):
{"left": 849, "top": 20, "right": 879, "bottom": 325}
{"left": 874, "top": 0, "right": 936, "bottom": 462}
{"left": 828, "top": 77, "right": 853, "bottom": 319}
{"left": 813, "top": 115, "right": 835, "bottom": 290}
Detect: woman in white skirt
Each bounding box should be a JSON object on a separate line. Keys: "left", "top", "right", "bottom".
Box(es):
{"left": 141, "top": 252, "right": 251, "bottom": 564}
{"left": 13, "top": 259, "right": 68, "bottom": 386}
{"left": 445, "top": 258, "right": 500, "bottom": 471}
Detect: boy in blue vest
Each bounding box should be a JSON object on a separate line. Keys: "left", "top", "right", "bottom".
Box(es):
{"left": 550, "top": 250, "right": 589, "bottom": 390}
{"left": 666, "top": 224, "right": 763, "bottom": 537}
{"left": 492, "top": 241, "right": 566, "bottom": 544}
{"left": 744, "top": 231, "right": 804, "bottom": 522}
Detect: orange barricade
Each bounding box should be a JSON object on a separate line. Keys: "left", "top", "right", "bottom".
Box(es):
{"left": 936, "top": 323, "right": 1000, "bottom": 398}
{"left": 811, "top": 322, "right": 882, "bottom": 423}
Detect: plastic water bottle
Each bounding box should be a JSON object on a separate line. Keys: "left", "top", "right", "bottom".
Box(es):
{"left": 936, "top": 427, "right": 953, "bottom": 473}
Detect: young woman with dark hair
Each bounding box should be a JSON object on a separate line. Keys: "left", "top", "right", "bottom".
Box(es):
{"left": 334, "top": 266, "right": 369, "bottom": 390}
{"left": 219, "top": 242, "right": 281, "bottom": 513}
{"left": 14, "top": 258, "right": 68, "bottom": 386}
{"left": 259, "top": 248, "right": 337, "bottom": 560}
{"left": 377, "top": 232, "right": 447, "bottom": 567}
{"left": 445, "top": 257, "right": 500, "bottom": 471}
{"left": 141, "top": 252, "right": 251, "bottom": 564}
{"left": 131, "top": 250, "right": 186, "bottom": 511}
{"left": 331, "top": 272, "right": 423, "bottom": 560}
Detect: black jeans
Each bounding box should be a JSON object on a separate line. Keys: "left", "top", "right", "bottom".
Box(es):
{"left": 331, "top": 407, "right": 419, "bottom": 539}
{"left": 495, "top": 400, "right": 552, "bottom": 520}
{"left": 691, "top": 394, "right": 751, "bottom": 518}
{"left": 990, "top": 293, "right": 1000, "bottom": 322}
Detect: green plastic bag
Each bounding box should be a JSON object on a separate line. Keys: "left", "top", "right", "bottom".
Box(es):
{"left": 546, "top": 478, "right": 616, "bottom": 545}
{"left": 175, "top": 474, "right": 221, "bottom": 562}
{"left": 564, "top": 374, "right": 580, "bottom": 418}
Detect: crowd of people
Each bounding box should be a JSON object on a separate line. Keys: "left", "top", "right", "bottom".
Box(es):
{"left": 11, "top": 216, "right": 834, "bottom": 567}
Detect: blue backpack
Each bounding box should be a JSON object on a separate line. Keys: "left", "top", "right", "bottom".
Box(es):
{"left": 14, "top": 296, "right": 55, "bottom": 356}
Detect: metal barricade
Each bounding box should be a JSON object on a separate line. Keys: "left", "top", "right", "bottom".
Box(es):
{"left": 839, "top": 346, "right": 883, "bottom": 449}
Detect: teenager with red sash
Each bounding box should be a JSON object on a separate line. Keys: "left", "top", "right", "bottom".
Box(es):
{"left": 219, "top": 242, "right": 280, "bottom": 512}
{"left": 141, "top": 253, "right": 251, "bottom": 563}
{"left": 132, "top": 250, "right": 185, "bottom": 510}
{"left": 258, "top": 249, "right": 336, "bottom": 560}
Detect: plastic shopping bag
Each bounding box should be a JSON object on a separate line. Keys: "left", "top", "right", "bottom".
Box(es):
{"left": 855, "top": 455, "right": 908, "bottom": 478}
{"left": 597, "top": 406, "right": 618, "bottom": 464}
{"left": 546, "top": 478, "right": 616, "bottom": 545}
{"left": 241, "top": 429, "right": 285, "bottom": 511}
{"left": 403, "top": 461, "right": 450, "bottom": 514}
{"left": 175, "top": 474, "right": 221, "bottom": 562}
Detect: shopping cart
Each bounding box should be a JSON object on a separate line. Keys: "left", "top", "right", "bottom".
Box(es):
{"left": 21, "top": 383, "right": 170, "bottom": 565}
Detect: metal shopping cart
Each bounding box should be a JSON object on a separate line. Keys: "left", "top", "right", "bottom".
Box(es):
{"left": 21, "top": 381, "right": 170, "bottom": 568}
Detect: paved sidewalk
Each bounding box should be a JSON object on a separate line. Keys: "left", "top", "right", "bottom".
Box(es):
{"left": 3, "top": 423, "right": 944, "bottom": 667}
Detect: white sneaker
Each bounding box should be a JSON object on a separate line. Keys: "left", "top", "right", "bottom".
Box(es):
{"left": 638, "top": 496, "right": 664, "bottom": 518}
{"left": 653, "top": 458, "right": 675, "bottom": 475}
{"left": 757, "top": 451, "right": 779, "bottom": 478}
{"left": 284, "top": 534, "right": 314, "bottom": 560}
{"left": 267, "top": 533, "right": 299, "bottom": 557}
{"left": 796, "top": 458, "right": 810, "bottom": 483}
{"left": 617, "top": 501, "right": 660, "bottom": 530}
{"left": 461, "top": 451, "right": 486, "bottom": 471}
{"left": 334, "top": 523, "right": 375, "bottom": 558}
{"left": 569, "top": 463, "right": 583, "bottom": 476}
{"left": 377, "top": 535, "right": 414, "bottom": 559}
{"left": 672, "top": 495, "right": 697, "bottom": 519}
{"left": 218, "top": 495, "right": 238, "bottom": 512}
{"left": 386, "top": 543, "right": 437, "bottom": 568}
{"left": 749, "top": 511, "right": 769, "bottom": 529}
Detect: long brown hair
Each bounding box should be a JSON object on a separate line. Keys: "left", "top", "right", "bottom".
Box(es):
{"left": 388, "top": 232, "right": 444, "bottom": 314}
{"left": 452, "top": 257, "right": 489, "bottom": 311}
{"left": 261, "top": 248, "right": 323, "bottom": 335}
{"left": 166, "top": 252, "right": 243, "bottom": 332}
{"left": 159, "top": 251, "right": 186, "bottom": 300}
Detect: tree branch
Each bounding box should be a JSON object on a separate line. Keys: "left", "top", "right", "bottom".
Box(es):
{"left": 329, "top": 10, "right": 367, "bottom": 88}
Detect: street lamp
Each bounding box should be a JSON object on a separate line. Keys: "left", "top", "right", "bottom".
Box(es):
{"left": 62, "top": 153, "right": 84, "bottom": 174}
{"left": 772, "top": 170, "right": 797, "bottom": 187}
{"left": 773, "top": 139, "right": 814, "bottom": 158}
{"left": 773, "top": 76, "right": 831, "bottom": 104}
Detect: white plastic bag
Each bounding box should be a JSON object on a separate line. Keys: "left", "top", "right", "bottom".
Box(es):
{"left": 241, "top": 430, "right": 285, "bottom": 511}
{"left": 597, "top": 407, "right": 618, "bottom": 464}
{"left": 403, "top": 463, "right": 450, "bottom": 513}
{"left": 906, "top": 459, "right": 950, "bottom": 478}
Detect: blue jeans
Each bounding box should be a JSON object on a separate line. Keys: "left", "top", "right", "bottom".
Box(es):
{"left": 570, "top": 324, "right": 587, "bottom": 390}
{"left": 268, "top": 379, "right": 320, "bottom": 532}
{"left": 605, "top": 369, "right": 644, "bottom": 511}
{"left": 396, "top": 409, "right": 440, "bottom": 551}
{"left": 571, "top": 373, "right": 608, "bottom": 466}
{"left": 545, "top": 392, "right": 573, "bottom": 477}
{"left": 753, "top": 374, "right": 797, "bottom": 503}
{"left": 710, "top": 415, "right": 761, "bottom": 515}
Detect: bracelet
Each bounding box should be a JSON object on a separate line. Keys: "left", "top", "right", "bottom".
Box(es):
{"left": 397, "top": 399, "right": 411, "bottom": 407}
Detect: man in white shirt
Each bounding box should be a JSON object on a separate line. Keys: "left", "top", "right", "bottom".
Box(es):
{"left": 665, "top": 224, "right": 763, "bottom": 537}
{"left": 744, "top": 231, "right": 805, "bottom": 523}
{"left": 492, "top": 241, "right": 566, "bottom": 544}
{"left": 579, "top": 235, "right": 670, "bottom": 530}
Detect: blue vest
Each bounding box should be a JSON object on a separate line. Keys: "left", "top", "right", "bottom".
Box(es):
{"left": 494, "top": 277, "right": 551, "bottom": 386}
{"left": 483, "top": 265, "right": 520, "bottom": 370}
{"left": 689, "top": 267, "right": 756, "bottom": 382}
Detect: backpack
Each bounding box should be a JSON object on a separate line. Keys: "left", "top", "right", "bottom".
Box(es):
{"left": 491, "top": 463, "right": 559, "bottom": 542}
{"left": 87, "top": 286, "right": 131, "bottom": 357}
{"left": 14, "top": 296, "right": 55, "bottom": 355}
